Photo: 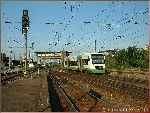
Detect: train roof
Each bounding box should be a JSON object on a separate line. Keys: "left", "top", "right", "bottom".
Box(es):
{"left": 77, "top": 55, "right": 82, "bottom": 58}
{"left": 65, "top": 56, "right": 77, "bottom": 61}
{"left": 82, "top": 53, "right": 104, "bottom": 55}
{"left": 77, "top": 53, "right": 104, "bottom": 58}
{"left": 65, "top": 57, "right": 70, "bottom": 60}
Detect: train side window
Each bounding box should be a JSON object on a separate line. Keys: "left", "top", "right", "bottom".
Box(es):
{"left": 65, "top": 61, "right": 67, "bottom": 65}
{"left": 82, "top": 59, "right": 88, "bottom": 65}
{"left": 70, "top": 61, "right": 78, "bottom": 66}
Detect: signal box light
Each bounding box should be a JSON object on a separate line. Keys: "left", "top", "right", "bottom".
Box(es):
{"left": 22, "top": 16, "right": 29, "bottom": 28}
{"left": 23, "top": 10, "right": 28, "bottom": 16}
{"left": 22, "top": 28, "right": 27, "bottom": 35}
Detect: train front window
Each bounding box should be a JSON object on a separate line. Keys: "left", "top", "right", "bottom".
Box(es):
{"left": 92, "top": 58, "right": 104, "bottom": 64}
{"left": 91, "top": 54, "right": 104, "bottom": 64}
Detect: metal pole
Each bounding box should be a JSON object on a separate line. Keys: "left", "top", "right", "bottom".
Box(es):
{"left": 20, "top": 51, "right": 22, "bottom": 66}
{"left": 45, "top": 52, "right": 46, "bottom": 66}
{"left": 9, "top": 37, "right": 12, "bottom": 70}
{"left": 24, "top": 33, "right": 27, "bottom": 75}
{"left": 14, "top": 51, "right": 15, "bottom": 60}
{"left": 29, "top": 50, "right": 30, "bottom": 64}
{"left": 32, "top": 42, "right": 34, "bottom": 62}
{"left": 72, "top": 47, "right": 74, "bottom": 56}
{"left": 63, "top": 48, "right": 64, "bottom": 66}
{"left": 94, "top": 40, "right": 96, "bottom": 53}
{"left": 1, "top": 49, "right": 3, "bottom": 67}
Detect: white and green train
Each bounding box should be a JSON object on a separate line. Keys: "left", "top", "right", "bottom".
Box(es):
{"left": 64, "top": 53, "right": 106, "bottom": 74}
{"left": 64, "top": 56, "right": 78, "bottom": 71}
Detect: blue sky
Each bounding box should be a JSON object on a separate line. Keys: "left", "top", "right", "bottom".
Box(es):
{"left": 1, "top": 1, "right": 149, "bottom": 60}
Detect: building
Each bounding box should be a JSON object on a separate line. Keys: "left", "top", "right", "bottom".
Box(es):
{"left": 34, "top": 51, "right": 72, "bottom": 66}
{"left": 144, "top": 44, "right": 149, "bottom": 51}
{"left": 136, "top": 48, "right": 144, "bottom": 51}
{"left": 98, "top": 49, "right": 119, "bottom": 56}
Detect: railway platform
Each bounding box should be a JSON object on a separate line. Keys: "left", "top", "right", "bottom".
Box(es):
{"left": 1, "top": 74, "right": 51, "bottom": 112}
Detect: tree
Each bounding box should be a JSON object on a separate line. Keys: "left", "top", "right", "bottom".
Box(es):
{"left": 115, "top": 49, "right": 127, "bottom": 69}
{"left": 1, "top": 53, "right": 7, "bottom": 65}
{"left": 126, "top": 46, "right": 137, "bottom": 68}
{"left": 105, "top": 54, "right": 117, "bottom": 69}
{"left": 105, "top": 46, "right": 149, "bottom": 70}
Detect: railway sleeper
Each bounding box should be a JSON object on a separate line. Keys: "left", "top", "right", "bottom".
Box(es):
{"left": 136, "top": 92, "right": 146, "bottom": 98}
{"left": 54, "top": 76, "right": 115, "bottom": 111}
{"left": 125, "top": 87, "right": 133, "bottom": 93}
{"left": 54, "top": 72, "right": 148, "bottom": 108}
{"left": 125, "top": 78, "right": 131, "bottom": 82}
{"left": 130, "top": 89, "right": 137, "bottom": 95}
{"left": 132, "top": 91, "right": 145, "bottom": 97}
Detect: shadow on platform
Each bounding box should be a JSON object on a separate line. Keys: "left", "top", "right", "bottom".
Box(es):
{"left": 46, "top": 75, "right": 64, "bottom": 112}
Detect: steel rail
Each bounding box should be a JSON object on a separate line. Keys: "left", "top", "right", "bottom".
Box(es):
{"left": 50, "top": 74, "right": 80, "bottom": 112}
{"left": 52, "top": 74, "right": 115, "bottom": 111}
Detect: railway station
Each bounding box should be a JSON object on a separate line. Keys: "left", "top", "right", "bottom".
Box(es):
{"left": 34, "top": 51, "right": 72, "bottom": 65}
{"left": 1, "top": 1, "right": 149, "bottom": 112}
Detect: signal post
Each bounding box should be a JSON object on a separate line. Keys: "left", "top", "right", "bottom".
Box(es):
{"left": 22, "top": 10, "right": 29, "bottom": 75}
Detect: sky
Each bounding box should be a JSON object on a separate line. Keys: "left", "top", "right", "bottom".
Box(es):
{"left": 1, "top": 1, "right": 149, "bottom": 60}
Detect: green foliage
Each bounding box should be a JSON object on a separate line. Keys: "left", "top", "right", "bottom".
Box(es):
{"left": 105, "top": 46, "right": 149, "bottom": 70}
{"left": 1, "top": 53, "right": 8, "bottom": 66}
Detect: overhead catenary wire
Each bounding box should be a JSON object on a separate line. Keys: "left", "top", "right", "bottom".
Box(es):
{"left": 61, "top": 1, "right": 139, "bottom": 47}
{"left": 2, "top": 2, "right": 148, "bottom": 57}
{"left": 74, "top": 7, "right": 148, "bottom": 51}
{"left": 59, "top": 1, "right": 83, "bottom": 41}
{"left": 55, "top": 4, "right": 148, "bottom": 53}
{"left": 64, "top": 1, "right": 118, "bottom": 45}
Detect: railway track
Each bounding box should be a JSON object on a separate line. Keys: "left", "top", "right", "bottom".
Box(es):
{"left": 1, "top": 71, "right": 24, "bottom": 86}
{"left": 1, "top": 68, "right": 37, "bottom": 86}
{"left": 1, "top": 67, "right": 148, "bottom": 112}
{"left": 62, "top": 69, "right": 148, "bottom": 88}
{"left": 49, "top": 69, "right": 149, "bottom": 112}
{"left": 49, "top": 74, "right": 114, "bottom": 112}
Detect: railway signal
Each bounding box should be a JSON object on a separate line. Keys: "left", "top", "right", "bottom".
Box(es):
{"left": 22, "top": 16, "right": 29, "bottom": 28}
{"left": 22, "top": 10, "right": 29, "bottom": 35}
{"left": 22, "top": 10, "right": 29, "bottom": 75}
{"left": 22, "top": 27, "right": 27, "bottom": 35}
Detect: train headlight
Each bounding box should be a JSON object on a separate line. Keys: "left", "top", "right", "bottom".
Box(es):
{"left": 100, "top": 66, "right": 103, "bottom": 70}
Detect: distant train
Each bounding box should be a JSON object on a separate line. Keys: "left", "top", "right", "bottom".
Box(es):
{"left": 64, "top": 53, "right": 106, "bottom": 74}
